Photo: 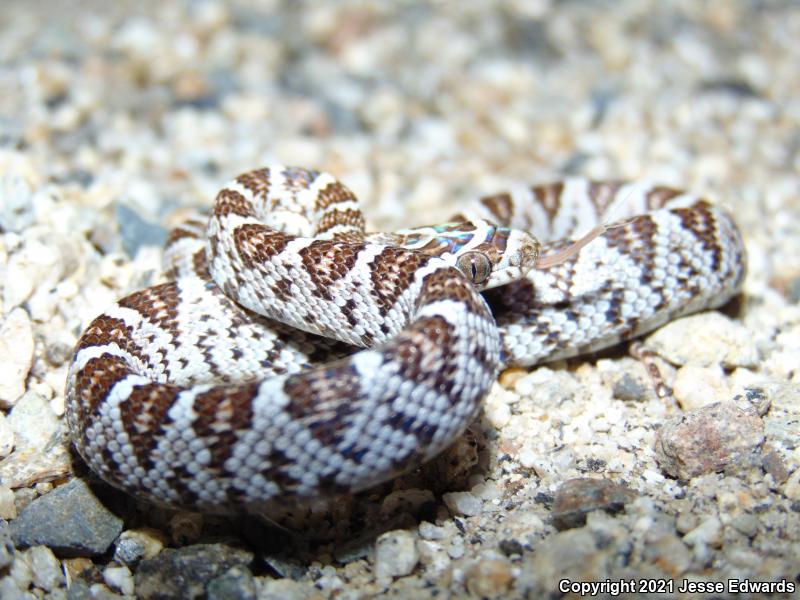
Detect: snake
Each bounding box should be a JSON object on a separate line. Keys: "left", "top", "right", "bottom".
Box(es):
{"left": 65, "top": 166, "right": 746, "bottom": 515}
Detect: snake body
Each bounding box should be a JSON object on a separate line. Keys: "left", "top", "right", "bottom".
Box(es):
{"left": 66, "top": 167, "right": 746, "bottom": 514}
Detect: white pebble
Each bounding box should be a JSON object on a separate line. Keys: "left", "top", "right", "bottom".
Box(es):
{"left": 646, "top": 312, "right": 759, "bottom": 368}
{"left": 0, "top": 308, "right": 35, "bottom": 406}
{"left": 8, "top": 392, "right": 59, "bottom": 451}
{"left": 103, "top": 565, "right": 135, "bottom": 596}
{"left": 0, "top": 484, "right": 16, "bottom": 520}
{"left": 0, "top": 413, "right": 15, "bottom": 459}
{"left": 374, "top": 529, "right": 419, "bottom": 579}
{"left": 443, "top": 491, "right": 483, "bottom": 517}
{"left": 683, "top": 516, "right": 722, "bottom": 548}
{"left": 673, "top": 364, "right": 730, "bottom": 410}
{"left": 27, "top": 546, "right": 64, "bottom": 592}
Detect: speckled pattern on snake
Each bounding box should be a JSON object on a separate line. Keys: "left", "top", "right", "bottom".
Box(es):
{"left": 65, "top": 166, "right": 746, "bottom": 515}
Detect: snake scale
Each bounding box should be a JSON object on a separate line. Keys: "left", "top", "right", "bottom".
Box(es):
{"left": 66, "top": 166, "right": 746, "bottom": 515}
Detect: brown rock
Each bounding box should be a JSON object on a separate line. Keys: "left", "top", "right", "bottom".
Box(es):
{"left": 551, "top": 478, "right": 638, "bottom": 530}
{"left": 654, "top": 402, "right": 764, "bottom": 480}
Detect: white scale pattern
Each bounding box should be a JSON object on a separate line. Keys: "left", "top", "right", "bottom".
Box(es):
{"left": 66, "top": 167, "right": 745, "bottom": 514}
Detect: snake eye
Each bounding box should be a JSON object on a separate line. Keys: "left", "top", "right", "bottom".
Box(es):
{"left": 456, "top": 251, "right": 492, "bottom": 285}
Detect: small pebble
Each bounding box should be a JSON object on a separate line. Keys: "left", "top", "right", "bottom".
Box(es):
{"left": 551, "top": 478, "right": 638, "bottom": 530}
{"left": 8, "top": 391, "right": 59, "bottom": 450}
{"left": 417, "top": 521, "right": 446, "bottom": 541}
{"left": 645, "top": 312, "right": 759, "bottom": 368}
{"left": 62, "top": 557, "right": 96, "bottom": 582}
{"left": 103, "top": 565, "right": 135, "bottom": 596}
{"left": 730, "top": 514, "right": 759, "bottom": 537}
{"left": 683, "top": 516, "right": 722, "bottom": 548}
{"left": 442, "top": 491, "right": 483, "bottom": 517}
{"left": 761, "top": 448, "right": 789, "bottom": 484}
{"left": 257, "top": 579, "right": 319, "bottom": 600}
{"left": 0, "top": 307, "right": 35, "bottom": 406}
{"left": 782, "top": 468, "right": 800, "bottom": 501}
{"left": 416, "top": 539, "right": 449, "bottom": 574}
{"left": 206, "top": 566, "right": 257, "bottom": 600}
{"left": 134, "top": 544, "right": 253, "bottom": 600}
{"left": 611, "top": 371, "right": 650, "bottom": 402}
{"left": 672, "top": 364, "right": 729, "bottom": 410}
{"left": 0, "top": 413, "right": 14, "bottom": 459}
{"left": 373, "top": 529, "right": 418, "bottom": 579}
{"left": 641, "top": 532, "right": 692, "bottom": 578}
{"left": 8, "top": 546, "right": 34, "bottom": 590}
{"left": 654, "top": 402, "right": 765, "bottom": 479}
{"left": 27, "top": 545, "right": 64, "bottom": 592}
{"left": 10, "top": 479, "right": 124, "bottom": 556}
{"left": 114, "top": 528, "right": 168, "bottom": 566}
{"left": 0, "top": 522, "right": 14, "bottom": 571}
{"left": 465, "top": 557, "right": 515, "bottom": 599}
{"left": 0, "top": 484, "right": 17, "bottom": 520}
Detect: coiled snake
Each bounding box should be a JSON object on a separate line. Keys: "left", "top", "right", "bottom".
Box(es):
{"left": 66, "top": 167, "right": 746, "bottom": 514}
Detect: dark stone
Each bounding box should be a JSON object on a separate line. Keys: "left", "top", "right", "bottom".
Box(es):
{"left": 698, "top": 78, "right": 761, "bottom": 98}
{"left": 498, "top": 539, "right": 524, "bottom": 557}
{"left": 762, "top": 448, "right": 790, "bottom": 484}
{"left": 116, "top": 204, "right": 168, "bottom": 258}
{"left": 134, "top": 543, "right": 254, "bottom": 600}
{"left": 10, "top": 479, "right": 123, "bottom": 557}
{"left": 66, "top": 580, "right": 95, "bottom": 600}
{"left": 551, "top": 478, "right": 638, "bottom": 530}
{"left": 585, "top": 458, "right": 607, "bottom": 472}
{"left": 612, "top": 372, "right": 650, "bottom": 402}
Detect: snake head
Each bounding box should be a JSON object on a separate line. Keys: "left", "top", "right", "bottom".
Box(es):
{"left": 393, "top": 220, "right": 541, "bottom": 290}
{"left": 460, "top": 225, "right": 540, "bottom": 290}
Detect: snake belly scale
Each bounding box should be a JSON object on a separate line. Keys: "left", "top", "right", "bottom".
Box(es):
{"left": 66, "top": 167, "right": 746, "bottom": 514}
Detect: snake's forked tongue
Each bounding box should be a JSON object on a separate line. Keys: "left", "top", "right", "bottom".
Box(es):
{"left": 535, "top": 222, "right": 616, "bottom": 269}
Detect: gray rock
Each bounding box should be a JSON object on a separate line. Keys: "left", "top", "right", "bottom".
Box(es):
{"left": 654, "top": 402, "right": 765, "bottom": 480}
{"left": 9, "top": 479, "right": 123, "bottom": 557}
{"left": 730, "top": 514, "right": 759, "bottom": 538}
{"left": 206, "top": 566, "right": 257, "bottom": 600}
{"left": 113, "top": 527, "right": 167, "bottom": 567}
{"left": 551, "top": 478, "right": 638, "bottom": 530}
{"left": 520, "top": 528, "right": 610, "bottom": 596}
{"left": 65, "top": 580, "right": 94, "bottom": 600}
{"left": 134, "top": 543, "right": 253, "bottom": 600}
{"left": 116, "top": 204, "right": 168, "bottom": 258}
{"left": 611, "top": 372, "right": 650, "bottom": 402}
{"left": 0, "top": 574, "right": 36, "bottom": 600}
{"left": 0, "top": 520, "right": 15, "bottom": 570}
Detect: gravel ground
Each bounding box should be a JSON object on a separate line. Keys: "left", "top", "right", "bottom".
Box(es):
{"left": 1, "top": 1, "right": 799, "bottom": 598}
